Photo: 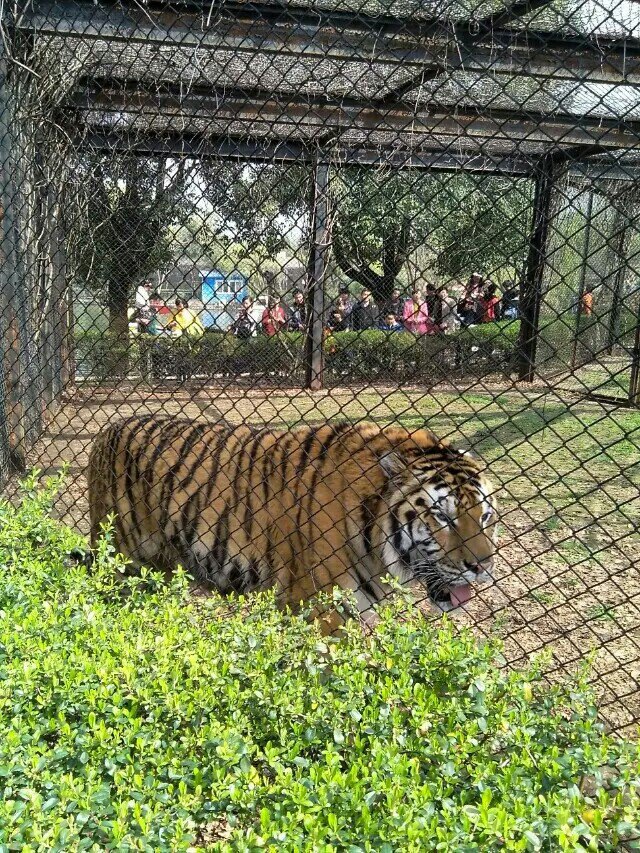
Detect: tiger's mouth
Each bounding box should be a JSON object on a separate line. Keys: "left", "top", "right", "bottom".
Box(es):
{"left": 401, "top": 548, "right": 493, "bottom": 612}
{"left": 426, "top": 578, "right": 474, "bottom": 612}
{"left": 415, "top": 562, "right": 493, "bottom": 611}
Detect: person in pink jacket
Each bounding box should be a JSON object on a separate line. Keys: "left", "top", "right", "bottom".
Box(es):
{"left": 403, "top": 287, "right": 434, "bottom": 334}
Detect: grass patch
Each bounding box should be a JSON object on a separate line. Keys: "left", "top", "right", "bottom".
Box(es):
{"left": 587, "top": 604, "right": 618, "bottom": 623}
{"left": 1, "top": 475, "right": 640, "bottom": 851}
{"left": 528, "top": 590, "right": 555, "bottom": 605}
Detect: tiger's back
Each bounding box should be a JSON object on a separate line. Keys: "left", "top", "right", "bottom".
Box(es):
{"left": 88, "top": 415, "right": 498, "bottom": 621}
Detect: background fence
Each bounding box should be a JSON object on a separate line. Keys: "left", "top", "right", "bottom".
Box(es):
{"left": 1, "top": 0, "right": 640, "bottom": 732}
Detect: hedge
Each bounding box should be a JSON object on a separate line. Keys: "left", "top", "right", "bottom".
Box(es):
{"left": 75, "top": 322, "right": 521, "bottom": 382}
{"left": 0, "top": 474, "right": 639, "bottom": 851}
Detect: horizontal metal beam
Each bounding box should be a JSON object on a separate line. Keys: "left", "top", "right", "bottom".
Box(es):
{"left": 18, "top": 0, "right": 441, "bottom": 66}
{"left": 71, "top": 78, "right": 640, "bottom": 150}
{"left": 22, "top": 0, "right": 443, "bottom": 42}
{"left": 77, "top": 128, "right": 535, "bottom": 174}
{"left": 450, "top": 41, "right": 640, "bottom": 86}
{"left": 471, "top": 0, "right": 556, "bottom": 32}
{"left": 18, "top": 0, "right": 640, "bottom": 86}
{"left": 78, "top": 131, "right": 311, "bottom": 162}
{"left": 568, "top": 161, "right": 640, "bottom": 182}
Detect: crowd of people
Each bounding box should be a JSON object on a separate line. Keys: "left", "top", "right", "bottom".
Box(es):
{"left": 134, "top": 281, "right": 205, "bottom": 338}
{"left": 132, "top": 273, "right": 519, "bottom": 342}
{"left": 323, "top": 274, "right": 519, "bottom": 337}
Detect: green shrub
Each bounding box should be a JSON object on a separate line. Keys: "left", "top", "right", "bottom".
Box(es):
{"left": 75, "top": 332, "right": 142, "bottom": 381}
{"left": 74, "top": 323, "right": 521, "bottom": 383}
{"left": 0, "top": 475, "right": 639, "bottom": 851}
{"left": 325, "top": 323, "right": 519, "bottom": 380}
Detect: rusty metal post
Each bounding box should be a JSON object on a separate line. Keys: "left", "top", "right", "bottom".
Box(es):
{"left": 304, "top": 160, "right": 331, "bottom": 391}
{"left": 606, "top": 207, "right": 629, "bottom": 356}
{"left": 570, "top": 187, "right": 595, "bottom": 369}
{"left": 517, "top": 154, "right": 555, "bottom": 382}
{"left": 46, "top": 183, "right": 70, "bottom": 395}
{"left": 629, "top": 308, "right": 640, "bottom": 407}
{"left": 0, "top": 43, "right": 24, "bottom": 478}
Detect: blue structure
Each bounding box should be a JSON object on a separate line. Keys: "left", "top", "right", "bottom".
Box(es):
{"left": 200, "top": 271, "right": 248, "bottom": 330}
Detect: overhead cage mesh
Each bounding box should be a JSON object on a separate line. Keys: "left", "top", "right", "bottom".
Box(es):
{"left": 1, "top": 0, "right": 640, "bottom": 736}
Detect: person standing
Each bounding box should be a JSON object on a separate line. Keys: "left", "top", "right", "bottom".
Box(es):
{"left": 479, "top": 282, "right": 500, "bottom": 323}
{"left": 380, "top": 287, "right": 403, "bottom": 319}
{"left": 174, "top": 299, "right": 204, "bottom": 338}
{"left": 287, "top": 289, "right": 307, "bottom": 331}
{"left": 261, "top": 297, "right": 287, "bottom": 336}
{"left": 333, "top": 286, "right": 354, "bottom": 329}
{"left": 403, "top": 287, "right": 432, "bottom": 334}
{"left": 351, "top": 288, "right": 379, "bottom": 331}
{"left": 501, "top": 283, "right": 520, "bottom": 320}
{"left": 326, "top": 309, "right": 348, "bottom": 333}
{"left": 439, "top": 287, "right": 460, "bottom": 334}
{"left": 231, "top": 296, "right": 258, "bottom": 338}
{"left": 135, "top": 280, "right": 153, "bottom": 333}
{"left": 425, "top": 283, "right": 443, "bottom": 330}
{"left": 580, "top": 286, "right": 594, "bottom": 317}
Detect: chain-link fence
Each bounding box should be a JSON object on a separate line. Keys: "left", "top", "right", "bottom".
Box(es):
{"left": 1, "top": 0, "right": 640, "bottom": 734}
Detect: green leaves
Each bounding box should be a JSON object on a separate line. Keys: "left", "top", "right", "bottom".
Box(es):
{"left": 0, "top": 479, "right": 639, "bottom": 851}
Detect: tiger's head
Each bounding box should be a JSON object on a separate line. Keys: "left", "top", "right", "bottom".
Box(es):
{"left": 372, "top": 427, "right": 498, "bottom": 612}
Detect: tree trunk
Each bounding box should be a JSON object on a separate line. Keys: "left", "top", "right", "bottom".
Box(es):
{"left": 108, "top": 275, "right": 130, "bottom": 338}
{"left": 334, "top": 216, "right": 410, "bottom": 303}
{"left": 106, "top": 273, "right": 131, "bottom": 377}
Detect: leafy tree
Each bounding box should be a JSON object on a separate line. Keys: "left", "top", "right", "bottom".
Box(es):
{"left": 68, "top": 155, "right": 193, "bottom": 336}
{"left": 429, "top": 173, "right": 533, "bottom": 282}
{"left": 332, "top": 168, "right": 533, "bottom": 300}
{"left": 198, "top": 162, "right": 312, "bottom": 256}
{"left": 197, "top": 162, "right": 533, "bottom": 302}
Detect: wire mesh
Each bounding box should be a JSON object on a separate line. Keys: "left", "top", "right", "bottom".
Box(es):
{"left": 1, "top": 0, "right": 640, "bottom": 735}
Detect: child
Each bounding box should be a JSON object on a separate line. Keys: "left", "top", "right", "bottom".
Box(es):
{"left": 378, "top": 312, "right": 403, "bottom": 332}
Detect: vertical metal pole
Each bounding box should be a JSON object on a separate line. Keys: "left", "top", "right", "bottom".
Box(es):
{"left": 304, "top": 160, "right": 331, "bottom": 391}
{"left": 518, "top": 155, "right": 555, "bottom": 382}
{"left": 47, "top": 183, "right": 69, "bottom": 396}
{"left": 0, "top": 44, "right": 23, "bottom": 477}
{"left": 0, "top": 285, "right": 11, "bottom": 485}
{"left": 64, "top": 283, "right": 75, "bottom": 388}
{"left": 36, "top": 172, "right": 54, "bottom": 409}
{"left": 0, "top": 48, "right": 41, "bottom": 449}
{"left": 628, "top": 310, "right": 640, "bottom": 407}
{"left": 0, "top": 47, "right": 11, "bottom": 484}
{"left": 606, "top": 210, "right": 628, "bottom": 355}
{"left": 570, "top": 188, "right": 595, "bottom": 369}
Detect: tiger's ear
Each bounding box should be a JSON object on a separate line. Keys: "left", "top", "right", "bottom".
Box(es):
{"left": 377, "top": 450, "right": 407, "bottom": 479}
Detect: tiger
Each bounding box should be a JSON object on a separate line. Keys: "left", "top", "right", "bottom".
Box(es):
{"left": 87, "top": 416, "right": 498, "bottom": 629}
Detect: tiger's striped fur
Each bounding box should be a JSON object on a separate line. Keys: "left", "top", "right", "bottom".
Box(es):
{"left": 87, "top": 416, "right": 498, "bottom": 627}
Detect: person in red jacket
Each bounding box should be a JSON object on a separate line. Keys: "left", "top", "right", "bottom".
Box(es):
{"left": 479, "top": 282, "right": 500, "bottom": 323}
{"left": 261, "top": 297, "right": 287, "bottom": 336}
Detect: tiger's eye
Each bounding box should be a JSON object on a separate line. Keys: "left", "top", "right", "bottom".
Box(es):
{"left": 406, "top": 510, "right": 418, "bottom": 522}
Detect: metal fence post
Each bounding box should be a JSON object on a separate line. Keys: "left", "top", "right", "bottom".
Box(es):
{"left": 628, "top": 308, "right": 640, "bottom": 407}
{"left": 518, "top": 155, "right": 556, "bottom": 382}
{"left": 304, "top": 160, "right": 331, "bottom": 391}
{"left": 570, "top": 187, "right": 595, "bottom": 369}
{"left": 0, "top": 42, "right": 24, "bottom": 477}
{"left": 606, "top": 204, "right": 630, "bottom": 355}
{"left": 47, "top": 183, "right": 69, "bottom": 396}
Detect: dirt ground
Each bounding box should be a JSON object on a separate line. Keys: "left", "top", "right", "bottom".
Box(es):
{"left": 7, "top": 368, "right": 640, "bottom": 735}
